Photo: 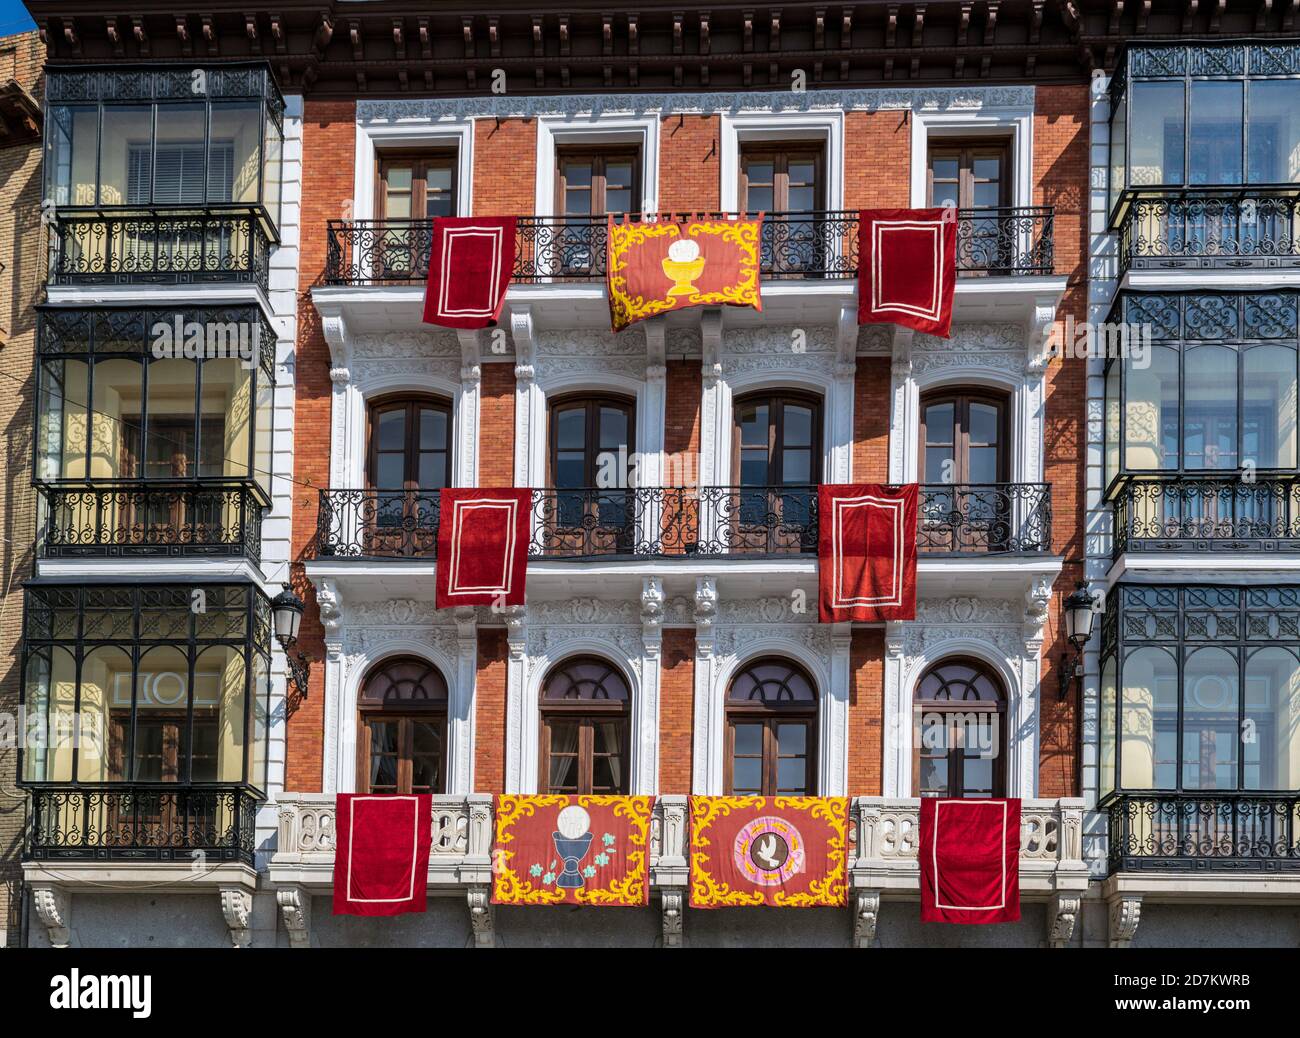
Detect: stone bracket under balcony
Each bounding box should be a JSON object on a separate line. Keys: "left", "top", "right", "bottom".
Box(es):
{"left": 267, "top": 793, "right": 1087, "bottom": 949}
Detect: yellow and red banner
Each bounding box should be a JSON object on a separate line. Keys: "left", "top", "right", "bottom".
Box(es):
{"left": 491, "top": 795, "right": 653, "bottom": 907}
{"left": 688, "top": 796, "right": 850, "bottom": 908}
{"left": 606, "top": 215, "right": 763, "bottom": 332}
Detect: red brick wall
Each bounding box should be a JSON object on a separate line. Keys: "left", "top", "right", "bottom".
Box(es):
{"left": 1034, "top": 85, "right": 1090, "bottom": 798}
{"left": 286, "top": 100, "right": 357, "bottom": 794}
{"left": 659, "top": 630, "right": 696, "bottom": 792}
{"left": 848, "top": 629, "right": 885, "bottom": 795}
{"left": 658, "top": 115, "right": 721, "bottom": 211}
{"left": 845, "top": 111, "right": 911, "bottom": 209}
{"left": 475, "top": 629, "right": 509, "bottom": 793}
{"left": 852, "top": 357, "right": 891, "bottom": 482}
{"left": 479, "top": 362, "right": 516, "bottom": 486}
{"left": 664, "top": 359, "right": 701, "bottom": 458}
{"left": 473, "top": 119, "right": 537, "bottom": 215}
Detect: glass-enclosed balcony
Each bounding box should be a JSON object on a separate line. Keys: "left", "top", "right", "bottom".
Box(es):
{"left": 44, "top": 64, "right": 283, "bottom": 290}
{"left": 20, "top": 582, "right": 273, "bottom": 862}
{"left": 1099, "top": 585, "right": 1300, "bottom": 872}
{"left": 1107, "top": 41, "right": 1300, "bottom": 271}
{"left": 34, "top": 305, "right": 275, "bottom": 560}
{"left": 1104, "top": 289, "right": 1300, "bottom": 553}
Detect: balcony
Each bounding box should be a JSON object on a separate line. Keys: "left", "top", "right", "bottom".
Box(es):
{"left": 26, "top": 785, "right": 259, "bottom": 864}
{"left": 1111, "top": 474, "right": 1300, "bottom": 556}
{"left": 48, "top": 204, "right": 277, "bottom": 294}
{"left": 1116, "top": 187, "right": 1300, "bottom": 278}
{"left": 314, "top": 483, "right": 1052, "bottom": 561}
{"left": 1104, "top": 792, "right": 1300, "bottom": 873}
{"left": 322, "top": 207, "right": 1055, "bottom": 287}
{"left": 38, "top": 480, "right": 265, "bottom": 562}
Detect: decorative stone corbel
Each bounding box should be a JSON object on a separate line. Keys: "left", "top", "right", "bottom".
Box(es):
{"left": 644, "top": 319, "right": 667, "bottom": 382}
{"left": 660, "top": 888, "right": 685, "bottom": 948}
{"left": 32, "top": 885, "right": 71, "bottom": 948}
{"left": 1026, "top": 296, "right": 1059, "bottom": 373}
{"left": 890, "top": 325, "right": 914, "bottom": 379}
{"left": 457, "top": 328, "right": 482, "bottom": 384}
{"left": 317, "top": 303, "right": 352, "bottom": 368}
{"left": 1023, "top": 575, "right": 1052, "bottom": 646}
{"left": 854, "top": 890, "right": 881, "bottom": 948}
{"left": 510, "top": 307, "right": 535, "bottom": 383}
{"left": 317, "top": 579, "right": 343, "bottom": 637}
{"left": 700, "top": 309, "right": 723, "bottom": 385}
{"left": 467, "top": 885, "right": 495, "bottom": 948}
{"left": 505, "top": 605, "right": 527, "bottom": 661}
{"left": 641, "top": 577, "right": 665, "bottom": 658}
{"left": 835, "top": 303, "right": 858, "bottom": 380}
{"left": 694, "top": 577, "right": 718, "bottom": 656}
{"left": 1048, "top": 894, "right": 1081, "bottom": 948}
{"left": 1108, "top": 895, "right": 1142, "bottom": 948}
{"left": 277, "top": 886, "right": 311, "bottom": 949}
{"left": 219, "top": 887, "right": 254, "bottom": 949}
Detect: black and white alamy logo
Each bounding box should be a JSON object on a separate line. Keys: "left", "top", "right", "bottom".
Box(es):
{"left": 50, "top": 970, "right": 151, "bottom": 1018}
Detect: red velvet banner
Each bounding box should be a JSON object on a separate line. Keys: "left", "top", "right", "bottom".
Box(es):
{"left": 919, "top": 797, "right": 1021, "bottom": 924}
{"left": 688, "top": 796, "right": 850, "bottom": 908}
{"left": 332, "top": 794, "right": 432, "bottom": 917}
{"left": 422, "top": 216, "right": 516, "bottom": 329}
{"left": 491, "top": 795, "right": 654, "bottom": 907}
{"left": 857, "top": 208, "right": 956, "bottom": 338}
{"left": 817, "top": 483, "right": 917, "bottom": 622}
{"left": 436, "top": 488, "right": 531, "bottom": 608}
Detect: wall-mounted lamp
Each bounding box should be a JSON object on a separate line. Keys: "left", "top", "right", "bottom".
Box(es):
{"left": 1057, "top": 581, "right": 1095, "bottom": 701}
{"left": 272, "top": 582, "right": 311, "bottom": 699}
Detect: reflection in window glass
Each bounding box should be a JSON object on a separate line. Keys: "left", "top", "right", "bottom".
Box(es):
{"left": 1182, "top": 647, "right": 1239, "bottom": 791}
{"left": 1189, "top": 82, "right": 1243, "bottom": 186}
{"left": 1130, "top": 82, "right": 1185, "bottom": 186}
{"left": 1121, "top": 647, "right": 1178, "bottom": 789}
{"left": 1248, "top": 81, "right": 1300, "bottom": 184}
{"left": 1124, "top": 345, "right": 1178, "bottom": 470}
{"left": 1184, "top": 345, "right": 1238, "bottom": 470}
{"left": 1243, "top": 345, "right": 1297, "bottom": 469}
{"left": 1244, "top": 647, "right": 1300, "bottom": 790}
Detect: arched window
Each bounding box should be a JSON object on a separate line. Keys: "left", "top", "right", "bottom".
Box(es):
{"left": 364, "top": 395, "right": 450, "bottom": 557}
{"left": 357, "top": 657, "right": 448, "bottom": 794}
{"left": 919, "top": 389, "right": 1011, "bottom": 552}
{"left": 540, "top": 657, "right": 630, "bottom": 794}
{"left": 545, "top": 395, "right": 636, "bottom": 556}
{"left": 913, "top": 659, "right": 1007, "bottom": 798}
{"left": 731, "top": 392, "right": 822, "bottom": 553}
{"left": 726, "top": 658, "right": 817, "bottom": 795}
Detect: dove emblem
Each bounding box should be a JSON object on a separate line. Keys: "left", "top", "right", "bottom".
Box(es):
{"left": 754, "top": 834, "right": 781, "bottom": 870}
{"left": 733, "top": 816, "right": 803, "bottom": 884}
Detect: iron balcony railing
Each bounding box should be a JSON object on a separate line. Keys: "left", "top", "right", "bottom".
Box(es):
{"left": 26, "top": 785, "right": 259, "bottom": 864}
{"left": 322, "top": 207, "right": 1055, "bottom": 286}
{"left": 1116, "top": 187, "right": 1300, "bottom": 276}
{"left": 38, "top": 480, "right": 265, "bottom": 563}
{"left": 1104, "top": 792, "right": 1300, "bottom": 873}
{"left": 1110, "top": 474, "right": 1300, "bottom": 556}
{"left": 48, "top": 204, "right": 277, "bottom": 294}
{"left": 315, "top": 483, "right": 1051, "bottom": 560}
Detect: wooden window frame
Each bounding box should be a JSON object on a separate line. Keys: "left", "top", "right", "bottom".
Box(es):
{"left": 375, "top": 149, "right": 458, "bottom": 220}
{"left": 546, "top": 393, "right": 636, "bottom": 488}
{"left": 911, "top": 658, "right": 1008, "bottom": 798}
{"left": 554, "top": 147, "right": 641, "bottom": 217}
{"left": 918, "top": 389, "right": 1010, "bottom": 486}
{"left": 538, "top": 658, "right": 631, "bottom": 795}
{"left": 724, "top": 659, "right": 818, "bottom": 796}
{"left": 926, "top": 138, "right": 1012, "bottom": 209}
{"left": 365, "top": 394, "right": 453, "bottom": 491}
{"left": 731, "top": 390, "right": 823, "bottom": 486}
{"left": 356, "top": 657, "right": 449, "bottom": 795}
{"left": 738, "top": 146, "right": 826, "bottom": 214}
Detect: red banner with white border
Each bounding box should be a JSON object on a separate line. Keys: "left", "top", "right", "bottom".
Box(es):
{"left": 332, "top": 794, "right": 431, "bottom": 917}
{"left": 817, "top": 483, "right": 917, "bottom": 622}
{"left": 436, "top": 488, "right": 531, "bottom": 608}
{"left": 857, "top": 208, "right": 956, "bottom": 338}
{"left": 919, "top": 797, "right": 1021, "bottom": 924}
{"left": 422, "top": 216, "right": 515, "bottom": 329}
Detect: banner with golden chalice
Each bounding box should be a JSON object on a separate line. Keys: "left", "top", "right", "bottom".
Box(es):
{"left": 606, "top": 214, "right": 764, "bottom": 332}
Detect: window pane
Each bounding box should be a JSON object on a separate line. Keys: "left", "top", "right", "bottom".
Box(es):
{"left": 1122, "top": 647, "right": 1178, "bottom": 790}
{"left": 1130, "top": 82, "right": 1186, "bottom": 186}
{"left": 100, "top": 106, "right": 154, "bottom": 205}
{"left": 599, "top": 406, "right": 628, "bottom": 450}
{"left": 1243, "top": 345, "right": 1297, "bottom": 469}
{"left": 208, "top": 103, "right": 262, "bottom": 204}
{"left": 1189, "top": 82, "right": 1243, "bottom": 186}
{"left": 199, "top": 358, "right": 251, "bottom": 479}
{"left": 781, "top": 449, "right": 812, "bottom": 483}
{"left": 1105, "top": 360, "right": 1121, "bottom": 487}
{"left": 420, "top": 408, "right": 448, "bottom": 450}
{"left": 962, "top": 754, "right": 993, "bottom": 795}
{"left": 1245, "top": 648, "right": 1300, "bottom": 790}
{"left": 738, "top": 403, "right": 769, "bottom": 447}
{"left": 556, "top": 406, "right": 585, "bottom": 450}
{"left": 90, "top": 358, "right": 144, "bottom": 479}
{"left": 1248, "top": 81, "right": 1300, "bottom": 184}
{"left": 152, "top": 103, "right": 207, "bottom": 204}
{"left": 930, "top": 157, "right": 960, "bottom": 182}
{"left": 783, "top": 405, "right": 813, "bottom": 447}
{"left": 919, "top": 755, "right": 948, "bottom": 795}
{"left": 969, "top": 402, "right": 1000, "bottom": 446}
{"left": 732, "top": 757, "right": 762, "bottom": 793}
{"left": 47, "top": 105, "right": 98, "bottom": 207}
{"left": 1110, "top": 91, "right": 1128, "bottom": 211}
{"left": 1124, "top": 345, "right": 1179, "bottom": 470}
{"left": 1183, "top": 647, "right": 1239, "bottom": 790}
{"left": 733, "top": 723, "right": 762, "bottom": 755}
{"left": 38, "top": 359, "right": 89, "bottom": 480}
{"left": 1184, "top": 345, "right": 1238, "bottom": 470}
{"left": 1100, "top": 657, "right": 1117, "bottom": 800}
{"left": 417, "top": 453, "right": 447, "bottom": 489}
{"left": 376, "top": 408, "right": 406, "bottom": 451}
{"left": 777, "top": 723, "right": 806, "bottom": 755}
{"left": 924, "top": 402, "right": 955, "bottom": 445}
{"left": 777, "top": 757, "right": 807, "bottom": 793}
{"left": 262, "top": 116, "right": 282, "bottom": 225}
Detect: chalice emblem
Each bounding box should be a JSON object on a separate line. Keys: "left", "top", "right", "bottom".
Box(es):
{"left": 552, "top": 805, "right": 594, "bottom": 890}
{"left": 661, "top": 238, "right": 706, "bottom": 296}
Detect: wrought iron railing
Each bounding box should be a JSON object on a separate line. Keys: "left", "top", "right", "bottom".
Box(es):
{"left": 49, "top": 204, "right": 276, "bottom": 293}
{"left": 1110, "top": 475, "right": 1300, "bottom": 555}
{"left": 1104, "top": 792, "right": 1300, "bottom": 872}
{"left": 1116, "top": 187, "right": 1300, "bottom": 275}
{"left": 316, "top": 483, "right": 1051, "bottom": 560}
{"left": 918, "top": 482, "right": 1052, "bottom": 554}
{"left": 38, "top": 481, "right": 265, "bottom": 562}
{"left": 26, "top": 785, "right": 259, "bottom": 864}
{"left": 322, "top": 207, "right": 1055, "bottom": 286}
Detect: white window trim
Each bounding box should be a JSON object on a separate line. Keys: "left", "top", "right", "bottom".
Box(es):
{"left": 720, "top": 111, "right": 845, "bottom": 212}
{"left": 352, "top": 120, "right": 474, "bottom": 222}
{"left": 909, "top": 106, "right": 1034, "bottom": 210}
{"left": 534, "top": 114, "right": 661, "bottom": 216}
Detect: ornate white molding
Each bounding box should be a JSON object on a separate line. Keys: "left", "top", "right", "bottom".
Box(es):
{"left": 219, "top": 887, "right": 254, "bottom": 949}
{"left": 277, "top": 886, "right": 311, "bottom": 949}
{"left": 467, "top": 886, "right": 495, "bottom": 948}
{"left": 660, "top": 888, "right": 685, "bottom": 948}
{"left": 31, "top": 886, "right": 71, "bottom": 948}
{"left": 854, "top": 890, "right": 881, "bottom": 948}
{"left": 357, "top": 86, "right": 1037, "bottom": 125}
{"left": 1049, "top": 894, "right": 1082, "bottom": 949}
{"left": 1108, "top": 895, "right": 1142, "bottom": 948}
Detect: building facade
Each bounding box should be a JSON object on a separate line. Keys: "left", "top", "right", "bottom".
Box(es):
{"left": 11, "top": 2, "right": 1300, "bottom": 948}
